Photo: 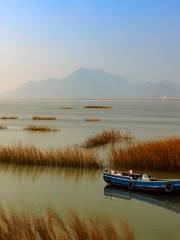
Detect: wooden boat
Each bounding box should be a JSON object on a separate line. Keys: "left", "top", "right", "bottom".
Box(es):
{"left": 104, "top": 185, "right": 180, "bottom": 214}
{"left": 103, "top": 170, "right": 180, "bottom": 193}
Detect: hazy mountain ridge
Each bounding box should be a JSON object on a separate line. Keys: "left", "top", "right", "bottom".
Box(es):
{"left": 1, "top": 68, "right": 179, "bottom": 98}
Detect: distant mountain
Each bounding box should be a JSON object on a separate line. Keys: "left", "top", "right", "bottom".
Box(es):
{"left": 14, "top": 68, "right": 130, "bottom": 98}
{"left": 131, "top": 80, "right": 180, "bottom": 97}
{"left": 1, "top": 68, "right": 180, "bottom": 98}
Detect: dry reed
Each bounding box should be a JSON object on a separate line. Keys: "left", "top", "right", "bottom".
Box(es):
{"left": 0, "top": 208, "right": 134, "bottom": 240}
{"left": 84, "top": 129, "right": 133, "bottom": 148}
{"left": 0, "top": 125, "right": 7, "bottom": 129}
{"left": 60, "top": 107, "right": 73, "bottom": 110}
{"left": 85, "top": 118, "right": 101, "bottom": 122}
{"left": 32, "top": 116, "right": 57, "bottom": 120}
{"left": 110, "top": 137, "right": 180, "bottom": 171}
{"left": 0, "top": 145, "right": 101, "bottom": 169}
{"left": 0, "top": 116, "right": 18, "bottom": 120}
{"left": 24, "top": 125, "right": 58, "bottom": 132}
{"left": 83, "top": 105, "right": 112, "bottom": 109}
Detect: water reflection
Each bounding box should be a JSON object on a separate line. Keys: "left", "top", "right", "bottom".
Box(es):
{"left": 0, "top": 164, "right": 100, "bottom": 182}
{"left": 104, "top": 185, "right": 180, "bottom": 214}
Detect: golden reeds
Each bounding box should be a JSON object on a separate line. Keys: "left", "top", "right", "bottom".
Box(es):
{"left": 24, "top": 125, "right": 58, "bottom": 132}
{"left": 60, "top": 107, "right": 73, "bottom": 109}
{"left": 32, "top": 116, "right": 57, "bottom": 120}
{"left": 0, "top": 116, "right": 18, "bottom": 119}
{"left": 0, "top": 208, "right": 134, "bottom": 240}
{"left": 0, "top": 125, "right": 7, "bottom": 130}
{"left": 83, "top": 105, "right": 112, "bottom": 109}
{"left": 109, "top": 137, "right": 180, "bottom": 171}
{"left": 84, "top": 129, "right": 133, "bottom": 148}
{"left": 0, "top": 145, "right": 101, "bottom": 169}
{"left": 85, "top": 118, "right": 101, "bottom": 122}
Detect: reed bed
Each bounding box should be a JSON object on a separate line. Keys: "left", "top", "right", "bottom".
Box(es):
{"left": 32, "top": 116, "right": 57, "bottom": 120}
{"left": 0, "top": 116, "right": 18, "bottom": 120}
{"left": 84, "top": 129, "right": 133, "bottom": 148}
{"left": 0, "top": 125, "right": 7, "bottom": 130}
{"left": 0, "top": 208, "right": 134, "bottom": 240}
{"left": 85, "top": 118, "right": 101, "bottom": 122}
{"left": 0, "top": 145, "right": 101, "bottom": 169}
{"left": 110, "top": 137, "right": 180, "bottom": 171}
{"left": 83, "top": 105, "right": 112, "bottom": 109}
{"left": 24, "top": 125, "right": 58, "bottom": 132}
{"left": 60, "top": 107, "right": 73, "bottom": 110}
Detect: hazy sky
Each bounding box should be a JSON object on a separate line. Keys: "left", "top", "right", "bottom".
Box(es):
{"left": 0, "top": 0, "right": 179, "bottom": 90}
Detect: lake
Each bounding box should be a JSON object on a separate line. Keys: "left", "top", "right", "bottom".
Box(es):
{"left": 0, "top": 98, "right": 180, "bottom": 239}
{"left": 0, "top": 98, "right": 179, "bottom": 148}
{"left": 1, "top": 167, "right": 180, "bottom": 240}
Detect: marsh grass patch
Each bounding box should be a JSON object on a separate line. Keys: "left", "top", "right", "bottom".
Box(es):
{"left": 32, "top": 116, "right": 57, "bottom": 120}
{"left": 83, "top": 105, "right": 112, "bottom": 109}
{"left": 24, "top": 125, "right": 58, "bottom": 132}
{"left": 83, "top": 129, "right": 133, "bottom": 148}
{"left": 0, "top": 116, "right": 18, "bottom": 120}
{"left": 0, "top": 145, "right": 101, "bottom": 169}
{"left": 0, "top": 125, "right": 7, "bottom": 130}
{"left": 59, "top": 107, "right": 73, "bottom": 110}
{"left": 109, "top": 137, "right": 180, "bottom": 171}
{"left": 85, "top": 118, "right": 101, "bottom": 122}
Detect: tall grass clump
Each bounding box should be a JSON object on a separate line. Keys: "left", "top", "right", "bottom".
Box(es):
{"left": 0, "top": 125, "right": 7, "bottom": 130}
{"left": 24, "top": 125, "right": 58, "bottom": 132}
{"left": 84, "top": 129, "right": 133, "bottom": 148}
{"left": 110, "top": 137, "right": 180, "bottom": 171}
{"left": 60, "top": 107, "right": 73, "bottom": 110}
{"left": 0, "top": 116, "right": 18, "bottom": 120}
{"left": 0, "top": 208, "right": 134, "bottom": 240}
{"left": 0, "top": 145, "right": 101, "bottom": 169}
{"left": 32, "top": 116, "right": 57, "bottom": 120}
{"left": 83, "top": 105, "right": 112, "bottom": 109}
{"left": 85, "top": 118, "right": 101, "bottom": 122}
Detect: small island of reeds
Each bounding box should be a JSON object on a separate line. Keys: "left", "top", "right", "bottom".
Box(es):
{"left": 32, "top": 116, "right": 57, "bottom": 120}
{"left": 84, "top": 129, "right": 133, "bottom": 148}
{"left": 0, "top": 125, "right": 7, "bottom": 130}
{"left": 85, "top": 118, "right": 101, "bottom": 122}
{"left": 24, "top": 125, "right": 58, "bottom": 132}
{"left": 59, "top": 107, "right": 73, "bottom": 110}
{"left": 0, "top": 116, "right": 18, "bottom": 120}
{"left": 83, "top": 105, "right": 112, "bottom": 109}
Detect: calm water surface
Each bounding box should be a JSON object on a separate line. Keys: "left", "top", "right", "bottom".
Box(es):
{"left": 0, "top": 99, "right": 180, "bottom": 239}
{"left": 0, "top": 99, "right": 179, "bottom": 147}
{"left": 0, "top": 167, "right": 180, "bottom": 240}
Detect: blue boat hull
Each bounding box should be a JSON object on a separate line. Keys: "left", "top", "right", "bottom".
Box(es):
{"left": 103, "top": 172, "right": 180, "bottom": 193}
